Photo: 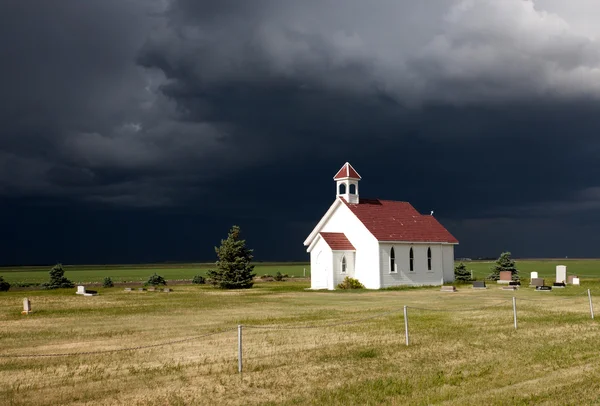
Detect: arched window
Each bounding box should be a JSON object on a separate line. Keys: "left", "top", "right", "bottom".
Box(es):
{"left": 349, "top": 184, "right": 357, "bottom": 195}
{"left": 338, "top": 183, "right": 346, "bottom": 195}
{"left": 341, "top": 256, "right": 347, "bottom": 273}
{"left": 427, "top": 247, "right": 432, "bottom": 271}
{"left": 409, "top": 247, "right": 414, "bottom": 272}
{"left": 390, "top": 247, "right": 396, "bottom": 273}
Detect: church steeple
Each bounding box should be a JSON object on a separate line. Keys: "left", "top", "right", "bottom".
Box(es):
{"left": 334, "top": 162, "right": 361, "bottom": 204}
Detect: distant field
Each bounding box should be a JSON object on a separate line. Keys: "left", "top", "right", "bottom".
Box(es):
{"left": 0, "top": 263, "right": 310, "bottom": 285}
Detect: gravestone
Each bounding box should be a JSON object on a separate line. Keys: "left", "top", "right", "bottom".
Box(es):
{"left": 509, "top": 281, "right": 521, "bottom": 286}
{"left": 440, "top": 286, "right": 457, "bottom": 292}
{"left": 498, "top": 271, "right": 512, "bottom": 284}
{"left": 567, "top": 275, "right": 577, "bottom": 284}
{"left": 163, "top": 288, "right": 171, "bottom": 293}
{"left": 556, "top": 265, "right": 567, "bottom": 284}
{"left": 76, "top": 285, "right": 86, "bottom": 295}
{"left": 83, "top": 290, "right": 98, "bottom": 296}
{"left": 530, "top": 278, "right": 544, "bottom": 287}
{"left": 530, "top": 271, "right": 539, "bottom": 279}
{"left": 124, "top": 287, "right": 132, "bottom": 292}
{"left": 147, "top": 287, "right": 156, "bottom": 292}
{"left": 553, "top": 282, "right": 566, "bottom": 288}
{"left": 22, "top": 298, "right": 31, "bottom": 314}
{"left": 472, "top": 281, "right": 487, "bottom": 289}
{"left": 138, "top": 288, "right": 145, "bottom": 292}
{"left": 573, "top": 277, "right": 580, "bottom": 286}
{"left": 536, "top": 286, "right": 552, "bottom": 291}
{"left": 502, "top": 286, "right": 518, "bottom": 290}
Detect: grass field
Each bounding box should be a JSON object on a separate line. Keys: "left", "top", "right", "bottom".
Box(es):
{"left": 0, "top": 263, "right": 309, "bottom": 285}
{"left": 2, "top": 275, "right": 600, "bottom": 405}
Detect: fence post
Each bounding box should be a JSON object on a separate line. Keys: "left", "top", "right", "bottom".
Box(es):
{"left": 588, "top": 289, "right": 594, "bottom": 320}
{"left": 303, "top": 268, "right": 306, "bottom": 277}
{"left": 403, "top": 305, "right": 409, "bottom": 346}
{"left": 512, "top": 297, "right": 518, "bottom": 330}
{"left": 238, "top": 325, "right": 243, "bottom": 374}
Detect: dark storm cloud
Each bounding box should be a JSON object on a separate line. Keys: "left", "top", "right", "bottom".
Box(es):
{"left": 3, "top": 0, "right": 600, "bottom": 263}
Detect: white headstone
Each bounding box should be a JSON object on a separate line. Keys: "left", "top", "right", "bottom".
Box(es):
{"left": 556, "top": 265, "right": 567, "bottom": 284}
{"left": 531, "top": 272, "right": 539, "bottom": 279}
{"left": 572, "top": 277, "right": 580, "bottom": 286}
{"left": 22, "top": 298, "right": 31, "bottom": 314}
{"left": 76, "top": 285, "right": 86, "bottom": 295}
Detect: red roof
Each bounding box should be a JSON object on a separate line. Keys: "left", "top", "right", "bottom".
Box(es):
{"left": 319, "top": 232, "right": 356, "bottom": 250}
{"left": 333, "top": 162, "right": 361, "bottom": 180}
{"left": 342, "top": 199, "right": 458, "bottom": 243}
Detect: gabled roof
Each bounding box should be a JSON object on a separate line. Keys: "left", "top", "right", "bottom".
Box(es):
{"left": 319, "top": 232, "right": 356, "bottom": 251}
{"left": 333, "top": 162, "right": 361, "bottom": 180}
{"left": 342, "top": 198, "right": 459, "bottom": 243}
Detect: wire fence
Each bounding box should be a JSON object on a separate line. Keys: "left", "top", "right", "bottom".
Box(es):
{"left": 0, "top": 290, "right": 596, "bottom": 368}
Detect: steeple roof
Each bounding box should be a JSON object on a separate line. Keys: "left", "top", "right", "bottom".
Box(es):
{"left": 333, "top": 162, "right": 361, "bottom": 180}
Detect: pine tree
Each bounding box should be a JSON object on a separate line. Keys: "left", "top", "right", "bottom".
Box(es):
{"left": 488, "top": 252, "right": 519, "bottom": 281}
{"left": 207, "top": 225, "right": 256, "bottom": 289}
{"left": 454, "top": 262, "right": 472, "bottom": 282}
{"left": 41, "top": 263, "right": 75, "bottom": 289}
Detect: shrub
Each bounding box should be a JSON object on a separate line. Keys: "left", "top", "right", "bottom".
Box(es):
{"left": 260, "top": 274, "right": 272, "bottom": 279}
{"left": 0, "top": 276, "right": 10, "bottom": 292}
{"left": 274, "top": 271, "right": 285, "bottom": 281}
{"left": 41, "top": 264, "right": 75, "bottom": 289}
{"left": 102, "top": 277, "right": 114, "bottom": 288}
{"left": 337, "top": 277, "right": 365, "bottom": 290}
{"left": 454, "top": 262, "right": 472, "bottom": 283}
{"left": 192, "top": 275, "right": 206, "bottom": 284}
{"left": 146, "top": 273, "right": 167, "bottom": 286}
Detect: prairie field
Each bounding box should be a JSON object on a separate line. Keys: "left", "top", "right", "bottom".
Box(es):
{"left": 2, "top": 266, "right": 600, "bottom": 405}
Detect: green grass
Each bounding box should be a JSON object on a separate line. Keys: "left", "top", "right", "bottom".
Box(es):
{"left": 0, "top": 263, "right": 310, "bottom": 285}
{"left": 458, "top": 258, "right": 600, "bottom": 280}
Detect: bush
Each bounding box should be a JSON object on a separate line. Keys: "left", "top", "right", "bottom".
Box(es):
{"left": 0, "top": 276, "right": 10, "bottom": 292}
{"left": 146, "top": 273, "right": 167, "bottom": 286}
{"left": 102, "top": 277, "right": 114, "bottom": 288}
{"left": 337, "top": 277, "right": 365, "bottom": 290}
{"left": 41, "top": 264, "right": 75, "bottom": 289}
{"left": 260, "top": 274, "right": 272, "bottom": 279}
{"left": 274, "top": 271, "right": 285, "bottom": 281}
{"left": 192, "top": 275, "right": 206, "bottom": 284}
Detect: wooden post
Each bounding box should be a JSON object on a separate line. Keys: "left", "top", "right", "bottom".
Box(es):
{"left": 588, "top": 289, "right": 594, "bottom": 319}
{"left": 403, "top": 306, "right": 409, "bottom": 346}
{"left": 238, "top": 325, "right": 243, "bottom": 374}
{"left": 512, "top": 297, "right": 518, "bottom": 330}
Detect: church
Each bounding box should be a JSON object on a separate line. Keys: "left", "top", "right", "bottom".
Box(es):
{"left": 303, "top": 163, "right": 459, "bottom": 290}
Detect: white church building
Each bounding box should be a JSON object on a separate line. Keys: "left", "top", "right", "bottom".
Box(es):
{"left": 303, "top": 163, "right": 459, "bottom": 290}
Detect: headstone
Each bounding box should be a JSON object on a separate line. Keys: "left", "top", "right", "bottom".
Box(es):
{"left": 147, "top": 287, "right": 156, "bottom": 292}
{"left": 556, "top": 265, "right": 567, "bottom": 284}
{"left": 163, "top": 288, "right": 171, "bottom": 292}
{"left": 567, "top": 275, "right": 577, "bottom": 284}
{"left": 509, "top": 281, "right": 521, "bottom": 286}
{"left": 573, "top": 277, "right": 580, "bottom": 286}
{"left": 472, "top": 281, "right": 487, "bottom": 289}
{"left": 124, "top": 287, "right": 132, "bottom": 292}
{"left": 440, "top": 286, "right": 457, "bottom": 292}
{"left": 498, "top": 271, "right": 512, "bottom": 284}
{"left": 536, "top": 286, "right": 552, "bottom": 291}
{"left": 76, "top": 285, "right": 86, "bottom": 295}
{"left": 530, "top": 278, "right": 544, "bottom": 287}
{"left": 530, "top": 271, "right": 539, "bottom": 279}
{"left": 502, "top": 286, "right": 518, "bottom": 290}
{"left": 552, "top": 282, "right": 566, "bottom": 288}
{"left": 138, "top": 288, "right": 145, "bottom": 292}
{"left": 83, "top": 290, "right": 98, "bottom": 296}
{"left": 22, "top": 298, "right": 31, "bottom": 314}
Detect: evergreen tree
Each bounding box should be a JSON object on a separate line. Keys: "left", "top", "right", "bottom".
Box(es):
{"left": 207, "top": 225, "right": 255, "bottom": 289}
{"left": 0, "top": 275, "right": 10, "bottom": 292}
{"left": 41, "top": 263, "right": 75, "bottom": 289}
{"left": 488, "top": 252, "right": 519, "bottom": 281}
{"left": 454, "top": 262, "right": 472, "bottom": 282}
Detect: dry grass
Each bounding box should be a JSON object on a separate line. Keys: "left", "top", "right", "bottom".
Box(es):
{"left": 2, "top": 282, "right": 600, "bottom": 405}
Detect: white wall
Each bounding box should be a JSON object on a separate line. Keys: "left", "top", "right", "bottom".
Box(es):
{"left": 332, "top": 251, "right": 355, "bottom": 287}
{"left": 379, "top": 243, "right": 445, "bottom": 287}
{"left": 317, "top": 203, "right": 380, "bottom": 289}
{"left": 309, "top": 237, "right": 332, "bottom": 289}
{"left": 442, "top": 245, "right": 455, "bottom": 283}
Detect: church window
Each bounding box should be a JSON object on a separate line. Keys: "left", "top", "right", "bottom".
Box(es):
{"left": 339, "top": 183, "right": 346, "bottom": 195}
{"left": 427, "top": 247, "right": 432, "bottom": 271}
{"left": 409, "top": 248, "right": 414, "bottom": 272}
{"left": 341, "top": 256, "right": 347, "bottom": 273}
{"left": 390, "top": 247, "right": 396, "bottom": 273}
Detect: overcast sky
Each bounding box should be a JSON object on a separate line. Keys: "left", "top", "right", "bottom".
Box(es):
{"left": 3, "top": 0, "right": 600, "bottom": 265}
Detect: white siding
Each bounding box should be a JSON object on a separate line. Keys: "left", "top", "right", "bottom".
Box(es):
{"left": 442, "top": 245, "right": 455, "bottom": 283}
{"left": 332, "top": 251, "right": 355, "bottom": 287}
{"left": 379, "top": 243, "right": 445, "bottom": 288}
{"left": 316, "top": 204, "right": 380, "bottom": 289}
{"left": 309, "top": 237, "right": 332, "bottom": 289}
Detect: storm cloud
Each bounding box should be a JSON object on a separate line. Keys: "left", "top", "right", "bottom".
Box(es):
{"left": 2, "top": 0, "right": 600, "bottom": 263}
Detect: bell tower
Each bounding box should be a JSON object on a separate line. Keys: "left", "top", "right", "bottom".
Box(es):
{"left": 333, "top": 162, "right": 361, "bottom": 204}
